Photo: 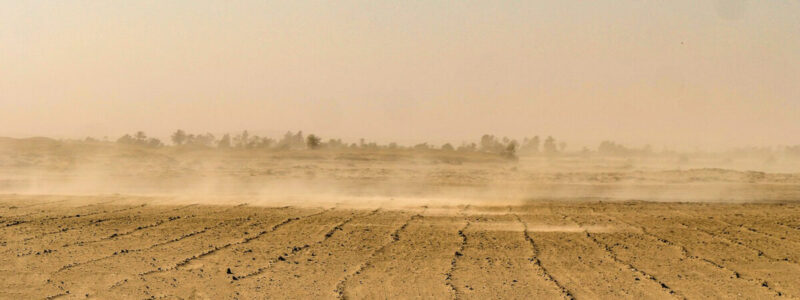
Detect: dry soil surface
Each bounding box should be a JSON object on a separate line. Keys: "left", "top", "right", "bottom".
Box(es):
{"left": 3, "top": 195, "right": 800, "bottom": 299}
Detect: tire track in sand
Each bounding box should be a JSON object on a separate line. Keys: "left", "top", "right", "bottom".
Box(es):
{"left": 513, "top": 214, "right": 575, "bottom": 300}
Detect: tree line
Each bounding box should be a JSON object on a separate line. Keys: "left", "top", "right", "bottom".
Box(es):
{"left": 125, "top": 130, "right": 800, "bottom": 158}
{"left": 114, "top": 130, "right": 577, "bottom": 158}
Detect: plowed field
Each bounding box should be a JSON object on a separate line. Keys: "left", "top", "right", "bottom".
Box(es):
{"left": 3, "top": 195, "right": 800, "bottom": 299}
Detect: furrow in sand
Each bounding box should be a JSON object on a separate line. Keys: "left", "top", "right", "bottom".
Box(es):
{"left": 18, "top": 204, "right": 149, "bottom": 243}
{"left": 54, "top": 218, "right": 235, "bottom": 274}
{"left": 0, "top": 199, "right": 72, "bottom": 218}
{"left": 128, "top": 208, "right": 330, "bottom": 280}
{"left": 673, "top": 221, "right": 794, "bottom": 297}
{"left": 38, "top": 201, "right": 121, "bottom": 221}
{"left": 16, "top": 201, "right": 800, "bottom": 300}
{"left": 333, "top": 209, "right": 465, "bottom": 299}
{"left": 682, "top": 213, "right": 800, "bottom": 265}
{"left": 776, "top": 221, "right": 800, "bottom": 232}
{"left": 44, "top": 211, "right": 263, "bottom": 299}
{"left": 236, "top": 209, "right": 377, "bottom": 280}
{"left": 105, "top": 207, "right": 358, "bottom": 299}
{"left": 444, "top": 211, "right": 571, "bottom": 299}
{"left": 65, "top": 204, "right": 198, "bottom": 247}
{"left": 1, "top": 204, "right": 153, "bottom": 257}
{"left": 514, "top": 214, "right": 575, "bottom": 300}
{"left": 600, "top": 211, "right": 749, "bottom": 279}
{"left": 623, "top": 219, "right": 785, "bottom": 297}
{"left": 726, "top": 215, "right": 800, "bottom": 246}
{"left": 583, "top": 231, "right": 684, "bottom": 299}
{"left": 559, "top": 214, "right": 683, "bottom": 299}
{"left": 594, "top": 207, "right": 790, "bottom": 298}
{"left": 674, "top": 208, "right": 798, "bottom": 246}
{"left": 677, "top": 221, "right": 792, "bottom": 264}
{"left": 444, "top": 220, "right": 470, "bottom": 300}
{"left": 335, "top": 211, "right": 424, "bottom": 300}
{"left": 2, "top": 203, "right": 144, "bottom": 237}
{"left": 43, "top": 292, "right": 68, "bottom": 300}
{"left": 1, "top": 201, "right": 118, "bottom": 229}
{"left": 48, "top": 205, "right": 244, "bottom": 274}
{"left": 720, "top": 220, "right": 787, "bottom": 241}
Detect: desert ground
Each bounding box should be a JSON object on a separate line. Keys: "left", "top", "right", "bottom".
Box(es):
{"left": 2, "top": 138, "right": 800, "bottom": 299}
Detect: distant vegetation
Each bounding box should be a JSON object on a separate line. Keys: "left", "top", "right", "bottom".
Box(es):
{"left": 101, "top": 130, "right": 800, "bottom": 161}
{"left": 116, "top": 131, "right": 164, "bottom": 148}
{"left": 108, "top": 130, "right": 571, "bottom": 160}
{"left": 597, "top": 141, "right": 653, "bottom": 156}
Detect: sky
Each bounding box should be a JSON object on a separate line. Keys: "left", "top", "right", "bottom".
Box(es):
{"left": 1, "top": 1, "right": 798, "bottom": 149}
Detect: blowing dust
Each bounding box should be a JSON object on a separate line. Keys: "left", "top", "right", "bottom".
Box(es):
{"left": 2, "top": 138, "right": 799, "bottom": 208}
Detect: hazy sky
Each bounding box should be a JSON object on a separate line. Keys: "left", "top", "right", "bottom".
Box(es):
{"left": 1, "top": 1, "right": 798, "bottom": 149}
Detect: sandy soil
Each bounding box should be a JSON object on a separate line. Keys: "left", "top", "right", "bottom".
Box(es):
{"left": 2, "top": 140, "right": 800, "bottom": 299}
{"left": 2, "top": 195, "right": 800, "bottom": 299}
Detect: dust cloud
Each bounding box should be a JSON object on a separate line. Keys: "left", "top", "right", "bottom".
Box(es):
{"left": 2, "top": 136, "right": 799, "bottom": 208}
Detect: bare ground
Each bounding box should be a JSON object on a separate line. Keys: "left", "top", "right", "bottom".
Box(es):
{"left": 2, "top": 195, "right": 800, "bottom": 299}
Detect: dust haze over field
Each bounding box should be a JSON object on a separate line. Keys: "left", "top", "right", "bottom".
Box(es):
{"left": 2, "top": 135, "right": 800, "bottom": 299}
{"left": 2, "top": 135, "right": 800, "bottom": 206}
{"left": 2, "top": 1, "right": 800, "bottom": 299}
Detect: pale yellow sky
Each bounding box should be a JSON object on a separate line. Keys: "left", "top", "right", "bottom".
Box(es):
{"left": 1, "top": 1, "right": 798, "bottom": 149}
